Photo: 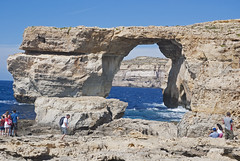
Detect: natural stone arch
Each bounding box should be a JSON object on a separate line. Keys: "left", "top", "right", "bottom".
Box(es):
{"left": 8, "top": 20, "right": 240, "bottom": 122}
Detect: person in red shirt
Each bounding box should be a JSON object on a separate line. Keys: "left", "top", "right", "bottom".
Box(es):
{"left": 0, "top": 115, "right": 5, "bottom": 135}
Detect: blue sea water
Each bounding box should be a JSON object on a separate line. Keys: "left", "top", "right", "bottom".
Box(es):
{"left": 0, "top": 80, "right": 35, "bottom": 119}
{"left": 0, "top": 80, "right": 188, "bottom": 122}
{"left": 108, "top": 86, "right": 188, "bottom": 122}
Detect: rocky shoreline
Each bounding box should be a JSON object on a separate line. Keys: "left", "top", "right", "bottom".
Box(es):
{"left": 1, "top": 119, "right": 240, "bottom": 161}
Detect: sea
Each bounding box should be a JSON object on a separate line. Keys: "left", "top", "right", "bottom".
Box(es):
{"left": 0, "top": 80, "right": 188, "bottom": 122}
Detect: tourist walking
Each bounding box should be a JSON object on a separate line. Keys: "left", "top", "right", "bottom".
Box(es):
{"left": 61, "top": 114, "right": 70, "bottom": 140}
{"left": 11, "top": 110, "right": 19, "bottom": 136}
{"left": 0, "top": 115, "right": 5, "bottom": 135}
{"left": 3, "top": 111, "right": 12, "bottom": 136}
{"left": 223, "top": 112, "right": 234, "bottom": 140}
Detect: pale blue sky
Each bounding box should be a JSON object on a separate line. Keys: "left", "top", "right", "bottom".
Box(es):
{"left": 0, "top": 0, "right": 239, "bottom": 80}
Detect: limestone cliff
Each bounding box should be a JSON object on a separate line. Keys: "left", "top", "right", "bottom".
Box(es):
{"left": 112, "top": 56, "right": 170, "bottom": 88}
{"left": 7, "top": 20, "right": 240, "bottom": 136}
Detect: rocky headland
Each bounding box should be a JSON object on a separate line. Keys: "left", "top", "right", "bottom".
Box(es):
{"left": 5, "top": 19, "right": 240, "bottom": 160}
{"left": 112, "top": 56, "right": 170, "bottom": 88}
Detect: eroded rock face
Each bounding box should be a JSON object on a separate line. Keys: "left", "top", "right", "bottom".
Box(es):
{"left": 34, "top": 96, "right": 127, "bottom": 132}
{"left": 112, "top": 56, "right": 170, "bottom": 88}
{"left": 8, "top": 53, "right": 123, "bottom": 103}
{"left": 7, "top": 20, "right": 240, "bottom": 135}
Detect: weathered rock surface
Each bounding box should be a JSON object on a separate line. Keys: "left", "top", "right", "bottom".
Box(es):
{"left": 93, "top": 118, "right": 177, "bottom": 139}
{"left": 35, "top": 96, "right": 128, "bottom": 132}
{"left": 112, "top": 56, "right": 170, "bottom": 88}
{"left": 1, "top": 119, "right": 240, "bottom": 161}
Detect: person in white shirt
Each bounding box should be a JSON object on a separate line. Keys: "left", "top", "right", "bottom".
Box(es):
{"left": 61, "top": 114, "right": 70, "bottom": 140}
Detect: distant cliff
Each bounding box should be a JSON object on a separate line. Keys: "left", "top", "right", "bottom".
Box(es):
{"left": 112, "top": 57, "right": 170, "bottom": 89}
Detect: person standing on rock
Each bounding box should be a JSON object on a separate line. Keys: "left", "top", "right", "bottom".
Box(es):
{"left": 0, "top": 115, "right": 5, "bottom": 135}
{"left": 223, "top": 112, "right": 234, "bottom": 140}
{"left": 3, "top": 111, "right": 12, "bottom": 136}
{"left": 61, "top": 114, "right": 70, "bottom": 140}
{"left": 11, "top": 110, "right": 19, "bottom": 137}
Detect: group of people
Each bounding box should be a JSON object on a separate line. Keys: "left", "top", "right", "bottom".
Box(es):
{"left": 209, "top": 112, "right": 234, "bottom": 139}
{"left": 0, "top": 110, "right": 19, "bottom": 137}
{"left": 1, "top": 110, "right": 69, "bottom": 139}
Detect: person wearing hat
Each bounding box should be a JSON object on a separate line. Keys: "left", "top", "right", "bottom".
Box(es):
{"left": 209, "top": 127, "right": 219, "bottom": 138}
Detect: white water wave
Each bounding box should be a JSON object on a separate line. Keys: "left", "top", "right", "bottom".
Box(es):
{"left": 156, "top": 111, "right": 186, "bottom": 119}
{"left": 167, "top": 106, "right": 189, "bottom": 113}
{"left": 126, "top": 108, "right": 136, "bottom": 111}
{"left": 146, "top": 107, "right": 159, "bottom": 111}
{"left": 0, "top": 100, "right": 31, "bottom": 105}
{"left": 143, "top": 102, "right": 166, "bottom": 108}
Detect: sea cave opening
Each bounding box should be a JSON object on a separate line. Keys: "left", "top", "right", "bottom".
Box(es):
{"left": 107, "top": 43, "right": 188, "bottom": 122}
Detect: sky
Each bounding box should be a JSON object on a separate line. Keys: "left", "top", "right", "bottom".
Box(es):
{"left": 0, "top": 0, "right": 239, "bottom": 80}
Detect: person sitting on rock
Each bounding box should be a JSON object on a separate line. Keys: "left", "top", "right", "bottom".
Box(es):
{"left": 216, "top": 123, "right": 223, "bottom": 138}
{"left": 61, "top": 114, "right": 70, "bottom": 140}
{"left": 209, "top": 128, "right": 219, "bottom": 138}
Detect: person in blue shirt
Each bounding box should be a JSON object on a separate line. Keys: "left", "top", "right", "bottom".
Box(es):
{"left": 209, "top": 128, "right": 219, "bottom": 138}
{"left": 11, "top": 110, "right": 19, "bottom": 137}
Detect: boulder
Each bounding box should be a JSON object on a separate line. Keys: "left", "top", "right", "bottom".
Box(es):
{"left": 34, "top": 96, "right": 128, "bottom": 132}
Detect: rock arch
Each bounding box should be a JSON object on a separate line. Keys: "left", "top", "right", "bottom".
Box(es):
{"left": 7, "top": 20, "right": 240, "bottom": 135}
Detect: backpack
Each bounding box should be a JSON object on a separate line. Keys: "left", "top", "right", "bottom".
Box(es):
{"left": 7, "top": 119, "right": 12, "bottom": 125}
{"left": 59, "top": 117, "right": 65, "bottom": 127}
